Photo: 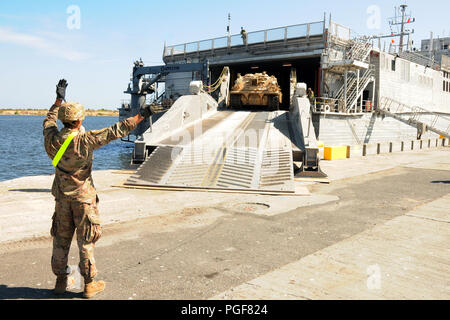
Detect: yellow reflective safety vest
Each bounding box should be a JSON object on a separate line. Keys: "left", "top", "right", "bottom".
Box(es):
{"left": 52, "top": 131, "right": 78, "bottom": 168}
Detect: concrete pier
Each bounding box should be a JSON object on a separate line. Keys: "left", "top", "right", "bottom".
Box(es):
{"left": 0, "top": 146, "right": 448, "bottom": 299}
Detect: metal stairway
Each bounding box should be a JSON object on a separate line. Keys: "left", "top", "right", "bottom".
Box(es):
{"left": 345, "top": 37, "right": 373, "bottom": 64}
{"left": 378, "top": 97, "right": 450, "bottom": 139}
{"left": 326, "top": 33, "right": 375, "bottom": 113}
{"left": 335, "top": 66, "right": 375, "bottom": 113}
{"left": 325, "top": 35, "right": 373, "bottom": 71}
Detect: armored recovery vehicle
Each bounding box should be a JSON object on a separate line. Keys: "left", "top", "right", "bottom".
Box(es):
{"left": 229, "top": 72, "right": 282, "bottom": 110}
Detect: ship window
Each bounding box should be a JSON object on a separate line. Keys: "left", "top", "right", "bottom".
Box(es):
{"left": 400, "top": 61, "right": 410, "bottom": 81}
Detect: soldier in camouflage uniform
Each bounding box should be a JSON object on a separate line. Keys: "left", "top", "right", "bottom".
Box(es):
{"left": 240, "top": 27, "right": 248, "bottom": 46}
{"left": 43, "top": 79, "right": 152, "bottom": 298}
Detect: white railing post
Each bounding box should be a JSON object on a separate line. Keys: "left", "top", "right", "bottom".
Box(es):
{"left": 264, "top": 30, "right": 267, "bottom": 48}
{"left": 344, "top": 71, "right": 348, "bottom": 111}
{"left": 284, "top": 27, "right": 288, "bottom": 46}
{"left": 372, "top": 77, "right": 376, "bottom": 110}
{"left": 356, "top": 70, "right": 360, "bottom": 105}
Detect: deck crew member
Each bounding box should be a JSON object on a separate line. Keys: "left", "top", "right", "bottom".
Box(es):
{"left": 43, "top": 79, "right": 151, "bottom": 298}
{"left": 307, "top": 88, "right": 315, "bottom": 106}
{"left": 417, "top": 122, "right": 427, "bottom": 140}
{"left": 241, "top": 27, "right": 248, "bottom": 46}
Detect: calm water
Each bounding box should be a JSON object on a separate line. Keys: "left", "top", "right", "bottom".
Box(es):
{"left": 0, "top": 115, "right": 134, "bottom": 182}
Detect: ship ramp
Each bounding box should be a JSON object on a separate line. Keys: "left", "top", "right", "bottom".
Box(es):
{"left": 125, "top": 92, "right": 309, "bottom": 194}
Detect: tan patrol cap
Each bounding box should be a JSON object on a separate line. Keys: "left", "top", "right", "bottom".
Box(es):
{"left": 58, "top": 102, "right": 85, "bottom": 122}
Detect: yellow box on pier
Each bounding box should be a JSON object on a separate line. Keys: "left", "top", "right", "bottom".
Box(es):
{"left": 324, "top": 146, "right": 348, "bottom": 160}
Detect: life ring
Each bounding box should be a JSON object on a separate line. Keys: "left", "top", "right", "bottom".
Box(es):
{"left": 324, "top": 104, "right": 331, "bottom": 112}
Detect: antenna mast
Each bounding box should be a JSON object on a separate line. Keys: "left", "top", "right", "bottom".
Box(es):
{"left": 227, "top": 13, "right": 231, "bottom": 37}
{"left": 399, "top": 5, "right": 407, "bottom": 52}
{"left": 373, "top": 4, "right": 416, "bottom": 53}
{"left": 388, "top": 4, "right": 415, "bottom": 53}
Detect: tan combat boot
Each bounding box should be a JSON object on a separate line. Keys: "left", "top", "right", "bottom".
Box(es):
{"left": 54, "top": 275, "right": 75, "bottom": 295}
{"left": 83, "top": 280, "right": 106, "bottom": 299}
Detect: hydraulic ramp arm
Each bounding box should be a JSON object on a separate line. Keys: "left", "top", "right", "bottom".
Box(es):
{"left": 124, "top": 60, "right": 210, "bottom": 136}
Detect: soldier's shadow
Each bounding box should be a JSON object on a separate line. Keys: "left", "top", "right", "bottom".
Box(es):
{"left": 0, "top": 284, "right": 82, "bottom": 300}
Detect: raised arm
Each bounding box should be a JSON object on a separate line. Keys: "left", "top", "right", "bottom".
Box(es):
{"left": 43, "top": 79, "right": 68, "bottom": 136}
{"left": 85, "top": 107, "right": 150, "bottom": 150}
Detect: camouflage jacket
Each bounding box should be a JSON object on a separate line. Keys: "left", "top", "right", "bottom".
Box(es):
{"left": 43, "top": 104, "right": 137, "bottom": 203}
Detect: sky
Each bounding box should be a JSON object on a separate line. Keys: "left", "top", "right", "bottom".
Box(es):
{"left": 0, "top": 0, "right": 449, "bottom": 109}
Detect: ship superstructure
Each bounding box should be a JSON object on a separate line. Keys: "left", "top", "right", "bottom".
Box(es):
{"left": 119, "top": 12, "right": 450, "bottom": 193}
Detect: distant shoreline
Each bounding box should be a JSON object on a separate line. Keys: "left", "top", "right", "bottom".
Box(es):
{"left": 0, "top": 109, "right": 118, "bottom": 117}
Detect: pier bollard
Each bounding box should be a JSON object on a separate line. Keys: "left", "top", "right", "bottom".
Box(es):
{"left": 411, "top": 141, "right": 414, "bottom": 150}
{"left": 363, "top": 144, "right": 367, "bottom": 157}
{"left": 401, "top": 141, "right": 404, "bottom": 152}
{"left": 377, "top": 143, "right": 381, "bottom": 154}
{"left": 389, "top": 142, "right": 393, "bottom": 153}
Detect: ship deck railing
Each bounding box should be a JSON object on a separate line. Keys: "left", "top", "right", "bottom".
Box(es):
{"left": 312, "top": 97, "right": 374, "bottom": 115}
{"left": 164, "top": 21, "right": 326, "bottom": 58}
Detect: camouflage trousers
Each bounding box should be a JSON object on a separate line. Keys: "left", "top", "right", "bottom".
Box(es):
{"left": 50, "top": 196, "right": 102, "bottom": 282}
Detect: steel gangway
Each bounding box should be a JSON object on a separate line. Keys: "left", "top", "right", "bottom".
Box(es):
{"left": 378, "top": 97, "right": 450, "bottom": 139}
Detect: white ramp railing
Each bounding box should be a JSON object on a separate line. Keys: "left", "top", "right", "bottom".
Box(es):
{"left": 379, "top": 97, "right": 450, "bottom": 139}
